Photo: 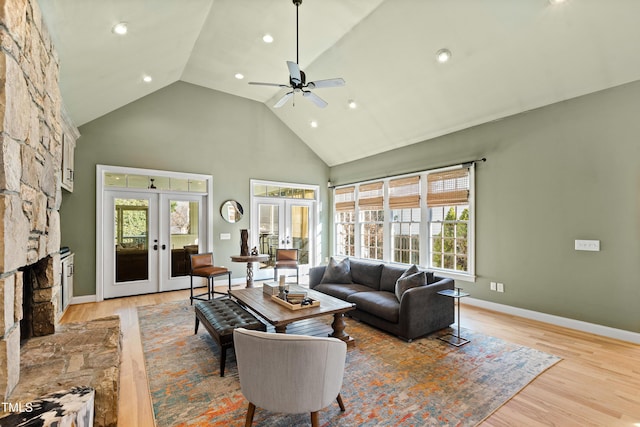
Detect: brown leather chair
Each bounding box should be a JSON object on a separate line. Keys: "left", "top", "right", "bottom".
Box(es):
{"left": 189, "top": 253, "right": 231, "bottom": 305}
{"left": 273, "top": 248, "right": 299, "bottom": 284}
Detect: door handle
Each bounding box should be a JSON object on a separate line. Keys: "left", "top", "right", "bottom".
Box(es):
{"left": 153, "top": 244, "right": 158, "bottom": 251}
{"left": 161, "top": 244, "right": 166, "bottom": 250}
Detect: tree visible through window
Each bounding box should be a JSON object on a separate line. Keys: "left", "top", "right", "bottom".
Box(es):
{"left": 430, "top": 206, "right": 468, "bottom": 271}
{"left": 333, "top": 165, "right": 473, "bottom": 277}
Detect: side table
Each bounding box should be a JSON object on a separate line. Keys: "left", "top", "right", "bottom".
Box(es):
{"left": 437, "top": 287, "right": 470, "bottom": 347}
{"left": 230, "top": 254, "right": 269, "bottom": 288}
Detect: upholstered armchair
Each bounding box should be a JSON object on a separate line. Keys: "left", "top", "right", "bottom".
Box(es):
{"left": 233, "top": 328, "right": 347, "bottom": 427}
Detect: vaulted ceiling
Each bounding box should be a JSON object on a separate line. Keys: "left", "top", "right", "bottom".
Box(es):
{"left": 38, "top": 0, "right": 640, "bottom": 166}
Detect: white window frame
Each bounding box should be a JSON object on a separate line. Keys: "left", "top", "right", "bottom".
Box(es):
{"left": 332, "top": 165, "right": 475, "bottom": 282}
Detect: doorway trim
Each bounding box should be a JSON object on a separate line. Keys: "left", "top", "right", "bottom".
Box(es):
{"left": 96, "top": 165, "right": 213, "bottom": 302}
{"left": 250, "top": 179, "right": 320, "bottom": 281}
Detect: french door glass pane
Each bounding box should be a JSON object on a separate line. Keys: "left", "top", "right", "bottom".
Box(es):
{"left": 114, "top": 198, "right": 149, "bottom": 282}
{"left": 170, "top": 200, "right": 200, "bottom": 278}
{"left": 290, "top": 205, "right": 309, "bottom": 265}
{"left": 259, "top": 204, "right": 280, "bottom": 266}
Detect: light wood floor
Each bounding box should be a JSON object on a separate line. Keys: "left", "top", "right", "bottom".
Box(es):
{"left": 61, "top": 287, "right": 640, "bottom": 427}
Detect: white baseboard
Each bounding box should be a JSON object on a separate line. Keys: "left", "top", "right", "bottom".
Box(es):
{"left": 70, "top": 294, "right": 97, "bottom": 305}
{"left": 464, "top": 297, "right": 640, "bottom": 345}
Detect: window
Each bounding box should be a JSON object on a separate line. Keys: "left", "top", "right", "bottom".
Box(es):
{"left": 427, "top": 169, "right": 470, "bottom": 273}
{"left": 389, "top": 176, "right": 421, "bottom": 264}
{"left": 358, "top": 182, "right": 384, "bottom": 260}
{"left": 333, "top": 165, "right": 474, "bottom": 280}
{"left": 335, "top": 187, "right": 355, "bottom": 257}
{"left": 391, "top": 208, "right": 420, "bottom": 264}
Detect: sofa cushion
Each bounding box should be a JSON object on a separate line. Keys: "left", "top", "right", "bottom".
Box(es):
{"left": 347, "top": 291, "right": 400, "bottom": 323}
{"left": 379, "top": 264, "right": 410, "bottom": 293}
{"left": 380, "top": 264, "right": 435, "bottom": 292}
{"left": 425, "top": 271, "right": 436, "bottom": 284}
{"left": 395, "top": 265, "right": 426, "bottom": 301}
{"left": 320, "top": 257, "right": 352, "bottom": 284}
{"left": 313, "top": 283, "right": 373, "bottom": 300}
{"left": 349, "top": 258, "right": 384, "bottom": 290}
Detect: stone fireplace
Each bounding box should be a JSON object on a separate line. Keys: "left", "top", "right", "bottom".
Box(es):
{"left": 1, "top": 0, "right": 65, "bottom": 399}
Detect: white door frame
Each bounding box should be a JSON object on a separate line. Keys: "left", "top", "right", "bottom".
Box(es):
{"left": 96, "top": 165, "right": 213, "bottom": 301}
{"left": 103, "top": 190, "right": 160, "bottom": 298}
{"left": 250, "top": 179, "right": 319, "bottom": 281}
{"left": 159, "top": 193, "right": 206, "bottom": 292}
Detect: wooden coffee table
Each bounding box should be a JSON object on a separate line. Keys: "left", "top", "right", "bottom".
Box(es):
{"left": 230, "top": 287, "right": 356, "bottom": 346}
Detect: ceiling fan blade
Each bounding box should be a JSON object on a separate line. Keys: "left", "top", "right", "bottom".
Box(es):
{"left": 306, "top": 78, "right": 346, "bottom": 89}
{"left": 249, "top": 81, "right": 290, "bottom": 88}
{"left": 287, "top": 61, "right": 302, "bottom": 85}
{"left": 302, "top": 91, "right": 328, "bottom": 108}
{"left": 274, "top": 91, "right": 294, "bottom": 108}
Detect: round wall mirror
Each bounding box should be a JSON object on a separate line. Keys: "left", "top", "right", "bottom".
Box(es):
{"left": 220, "top": 200, "right": 243, "bottom": 223}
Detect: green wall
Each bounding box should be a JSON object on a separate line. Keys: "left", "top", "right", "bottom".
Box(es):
{"left": 330, "top": 81, "right": 640, "bottom": 333}
{"left": 61, "top": 77, "right": 640, "bottom": 333}
{"left": 60, "top": 81, "right": 330, "bottom": 297}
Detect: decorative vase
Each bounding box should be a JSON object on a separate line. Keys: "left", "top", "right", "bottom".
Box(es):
{"left": 240, "top": 229, "right": 249, "bottom": 256}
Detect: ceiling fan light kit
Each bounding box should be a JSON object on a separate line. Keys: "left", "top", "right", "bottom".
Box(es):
{"left": 248, "top": 0, "right": 345, "bottom": 108}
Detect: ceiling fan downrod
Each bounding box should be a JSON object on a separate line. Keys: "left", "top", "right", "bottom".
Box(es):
{"left": 293, "top": 0, "right": 301, "bottom": 64}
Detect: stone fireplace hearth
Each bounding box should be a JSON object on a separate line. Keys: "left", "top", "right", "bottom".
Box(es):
{"left": 1, "top": 0, "right": 66, "bottom": 400}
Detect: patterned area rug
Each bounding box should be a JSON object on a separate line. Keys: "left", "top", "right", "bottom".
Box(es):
{"left": 138, "top": 300, "right": 560, "bottom": 426}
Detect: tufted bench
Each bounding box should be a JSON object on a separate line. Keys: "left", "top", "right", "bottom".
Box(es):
{"left": 194, "top": 299, "right": 266, "bottom": 376}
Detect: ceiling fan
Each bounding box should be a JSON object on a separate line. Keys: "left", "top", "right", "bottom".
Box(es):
{"left": 249, "top": 0, "right": 345, "bottom": 108}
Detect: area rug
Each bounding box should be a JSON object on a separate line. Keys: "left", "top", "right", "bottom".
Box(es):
{"left": 138, "top": 301, "right": 560, "bottom": 426}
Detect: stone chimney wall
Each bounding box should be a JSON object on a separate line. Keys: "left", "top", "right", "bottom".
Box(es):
{"left": 0, "top": 0, "right": 63, "bottom": 399}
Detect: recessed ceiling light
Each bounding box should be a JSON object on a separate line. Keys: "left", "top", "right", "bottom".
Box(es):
{"left": 348, "top": 100, "right": 357, "bottom": 109}
{"left": 549, "top": 0, "right": 566, "bottom": 4}
{"left": 112, "top": 22, "right": 128, "bottom": 35}
{"left": 142, "top": 75, "right": 152, "bottom": 83}
{"left": 235, "top": 73, "right": 244, "bottom": 80}
{"left": 436, "top": 48, "right": 452, "bottom": 63}
{"left": 262, "top": 34, "right": 274, "bottom": 43}
{"left": 310, "top": 120, "right": 318, "bottom": 128}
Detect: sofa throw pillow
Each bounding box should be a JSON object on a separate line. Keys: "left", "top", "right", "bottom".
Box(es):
{"left": 395, "top": 265, "right": 426, "bottom": 301}
{"left": 320, "top": 257, "right": 352, "bottom": 284}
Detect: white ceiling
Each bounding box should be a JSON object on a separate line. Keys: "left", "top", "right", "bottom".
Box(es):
{"left": 38, "top": 0, "right": 640, "bottom": 166}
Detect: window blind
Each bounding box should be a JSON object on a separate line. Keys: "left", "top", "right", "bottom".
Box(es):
{"left": 335, "top": 186, "right": 355, "bottom": 212}
{"left": 427, "top": 168, "right": 470, "bottom": 207}
{"left": 389, "top": 176, "right": 420, "bottom": 209}
{"left": 358, "top": 181, "right": 384, "bottom": 209}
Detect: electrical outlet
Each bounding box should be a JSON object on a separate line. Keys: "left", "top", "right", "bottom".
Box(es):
{"left": 497, "top": 282, "right": 504, "bottom": 293}
{"left": 490, "top": 282, "right": 497, "bottom": 291}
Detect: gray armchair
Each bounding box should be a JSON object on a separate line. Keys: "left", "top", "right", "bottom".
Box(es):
{"left": 233, "top": 328, "right": 347, "bottom": 426}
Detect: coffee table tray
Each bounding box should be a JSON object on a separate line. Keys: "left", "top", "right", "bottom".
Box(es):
{"left": 271, "top": 295, "right": 320, "bottom": 310}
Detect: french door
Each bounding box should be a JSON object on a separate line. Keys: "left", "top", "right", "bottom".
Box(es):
{"left": 103, "top": 191, "right": 206, "bottom": 298}
{"left": 252, "top": 198, "right": 315, "bottom": 281}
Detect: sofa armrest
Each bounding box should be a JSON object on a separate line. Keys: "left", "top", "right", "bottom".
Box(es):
{"left": 308, "top": 266, "right": 327, "bottom": 289}
{"left": 398, "top": 277, "right": 455, "bottom": 337}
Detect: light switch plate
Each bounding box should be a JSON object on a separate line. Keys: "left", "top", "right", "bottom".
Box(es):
{"left": 575, "top": 239, "right": 600, "bottom": 251}
{"left": 220, "top": 233, "right": 231, "bottom": 240}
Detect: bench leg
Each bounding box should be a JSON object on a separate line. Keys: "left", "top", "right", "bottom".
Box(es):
{"left": 195, "top": 316, "right": 200, "bottom": 334}
{"left": 220, "top": 346, "right": 227, "bottom": 377}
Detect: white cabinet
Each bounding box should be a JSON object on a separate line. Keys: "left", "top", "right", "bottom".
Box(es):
{"left": 61, "top": 253, "right": 74, "bottom": 313}
{"left": 61, "top": 134, "right": 76, "bottom": 191}
{"left": 61, "top": 105, "right": 80, "bottom": 192}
